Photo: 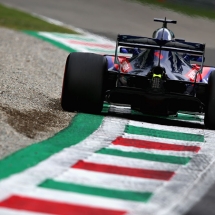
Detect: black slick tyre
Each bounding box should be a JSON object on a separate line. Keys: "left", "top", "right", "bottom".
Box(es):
{"left": 61, "top": 52, "right": 107, "bottom": 113}
{"left": 204, "top": 70, "right": 215, "bottom": 129}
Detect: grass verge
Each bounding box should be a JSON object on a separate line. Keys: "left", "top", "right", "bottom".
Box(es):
{"left": 0, "top": 3, "right": 77, "bottom": 33}
{"left": 131, "top": 0, "right": 215, "bottom": 20}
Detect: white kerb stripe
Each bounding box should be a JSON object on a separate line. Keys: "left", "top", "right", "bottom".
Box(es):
{"left": 0, "top": 208, "right": 48, "bottom": 215}
{"left": 85, "top": 153, "right": 180, "bottom": 171}
{"left": 55, "top": 168, "right": 163, "bottom": 193}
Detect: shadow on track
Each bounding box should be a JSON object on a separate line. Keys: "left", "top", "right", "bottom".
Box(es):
{"left": 102, "top": 108, "right": 205, "bottom": 130}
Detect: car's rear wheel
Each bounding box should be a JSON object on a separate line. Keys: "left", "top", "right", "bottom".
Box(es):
{"left": 204, "top": 70, "right": 215, "bottom": 129}
{"left": 61, "top": 52, "right": 107, "bottom": 113}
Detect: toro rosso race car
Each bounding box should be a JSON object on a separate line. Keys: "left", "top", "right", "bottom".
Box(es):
{"left": 61, "top": 18, "right": 215, "bottom": 129}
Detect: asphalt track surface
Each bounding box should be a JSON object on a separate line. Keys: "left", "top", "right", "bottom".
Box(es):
{"left": 0, "top": 0, "right": 215, "bottom": 214}
{"left": 1, "top": 0, "right": 215, "bottom": 66}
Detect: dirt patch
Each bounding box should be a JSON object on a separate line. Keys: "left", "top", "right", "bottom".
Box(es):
{"left": 0, "top": 28, "right": 76, "bottom": 159}
{"left": 0, "top": 104, "right": 74, "bottom": 139}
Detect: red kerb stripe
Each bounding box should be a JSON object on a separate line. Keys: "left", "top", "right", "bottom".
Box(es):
{"left": 113, "top": 137, "right": 200, "bottom": 152}
{"left": 68, "top": 40, "right": 114, "bottom": 49}
{"left": 72, "top": 160, "right": 174, "bottom": 180}
{"left": 0, "top": 195, "right": 126, "bottom": 215}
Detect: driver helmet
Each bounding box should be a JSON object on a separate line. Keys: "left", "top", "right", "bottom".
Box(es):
{"left": 152, "top": 28, "right": 175, "bottom": 41}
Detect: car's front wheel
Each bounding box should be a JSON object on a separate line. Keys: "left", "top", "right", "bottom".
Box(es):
{"left": 61, "top": 52, "right": 107, "bottom": 113}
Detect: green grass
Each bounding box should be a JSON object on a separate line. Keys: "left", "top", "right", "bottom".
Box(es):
{"left": 0, "top": 3, "right": 77, "bottom": 33}
{"left": 131, "top": 0, "right": 215, "bottom": 20}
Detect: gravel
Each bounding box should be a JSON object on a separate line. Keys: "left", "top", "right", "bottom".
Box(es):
{"left": 0, "top": 27, "right": 75, "bottom": 159}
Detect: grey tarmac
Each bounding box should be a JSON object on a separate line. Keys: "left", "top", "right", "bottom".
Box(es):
{"left": 0, "top": 0, "right": 214, "bottom": 65}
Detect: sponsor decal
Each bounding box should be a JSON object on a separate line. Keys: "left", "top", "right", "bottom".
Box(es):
{"left": 121, "top": 60, "right": 130, "bottom": 72}
{"left": 187, "top": 65, "right": 214, "bottom": 82}
{"left": 186, "top": 69, "right": 199, "bottom": 82}
{"left": 154, "top": 51, "right": 164, "bottom": 59}
{"left": 120, "top": 58, "right": 132, "bottom": 73}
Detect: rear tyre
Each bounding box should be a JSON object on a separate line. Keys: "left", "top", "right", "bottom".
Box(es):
{"left": 204, "top": 70, "right": 215, "bottom": 129}
{"left": 61, "top": 52, "right": 107, "bottom": 113}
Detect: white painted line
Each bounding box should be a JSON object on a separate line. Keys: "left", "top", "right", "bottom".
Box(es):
{"left": 85, "top": 153, "right": 180, "bottom": 171}
{"left": 32, "top": 13, "right": 115, "bottom": 44}
{"left": 0, "top": 208, "right": 48, "bottom": 215}
{"left": 55, "top": 168, "right": 162, "bottom": 192}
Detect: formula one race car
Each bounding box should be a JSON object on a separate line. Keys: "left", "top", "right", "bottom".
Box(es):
{"left": 61, "top": 18, "right": 215, "bottom": 129}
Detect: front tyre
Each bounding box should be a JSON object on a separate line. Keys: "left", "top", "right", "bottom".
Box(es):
{"left": 204, "top": 70, "right": 215, "bottom": 129}
{"left": 61, "top": 52, "right": 107, "bottom": 113}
